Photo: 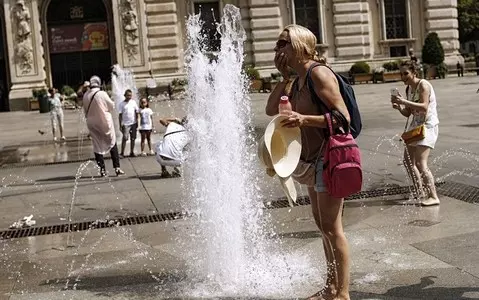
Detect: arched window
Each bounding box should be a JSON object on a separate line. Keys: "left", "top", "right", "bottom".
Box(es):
{"left": 292, "top": 0, "right": 323, "bottom": 44}
{"left": 383, "top": 0, "right": 408, "bottom": 39}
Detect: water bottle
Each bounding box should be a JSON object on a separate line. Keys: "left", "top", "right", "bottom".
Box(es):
{"left": 278, "top": 95, "right": 292, "bottom": 115}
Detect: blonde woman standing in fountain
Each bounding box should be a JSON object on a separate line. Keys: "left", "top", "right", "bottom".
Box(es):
{"left": 391, "top": 60, "right": 440, "bottom": 206}
{"left": 266, "top": 24, "right": 351, "bottom": 300}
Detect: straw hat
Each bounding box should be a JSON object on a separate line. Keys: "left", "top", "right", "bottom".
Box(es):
{"left": 258, "top": 115, "right": 302, "bottom": 206}
{"left": 264, "top": 115, "right": 302, "bottom": 178}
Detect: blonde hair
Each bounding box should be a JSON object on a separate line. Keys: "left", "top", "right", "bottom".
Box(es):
{"left": 284, "top": 24, "right": 321, "bottom": 63}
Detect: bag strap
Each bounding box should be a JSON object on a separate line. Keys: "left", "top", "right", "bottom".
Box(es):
{"left": 306, "top": 63, "right": 349, "bottom": 132}
{"left": 403, "top": 79, "right": 424, "bottom": 132}
{"left": 163, "top": 130, "right": 185, "bottom": 138}
{"left": 86, "top": 90, "right": 101, "bottom": 117}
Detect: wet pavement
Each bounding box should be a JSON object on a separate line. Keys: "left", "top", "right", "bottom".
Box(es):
{"left": 0, "top": 76, "right": 479, "bottom": 299}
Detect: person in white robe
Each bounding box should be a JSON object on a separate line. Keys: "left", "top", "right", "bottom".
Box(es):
{"left": 83, "top": 76, "right": 125, "bottom": 177}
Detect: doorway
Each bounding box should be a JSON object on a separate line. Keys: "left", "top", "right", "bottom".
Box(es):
{"left": 46, "top": 0, "right": 113, "bottom": 90}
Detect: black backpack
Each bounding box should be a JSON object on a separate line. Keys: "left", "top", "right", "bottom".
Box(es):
{"left": 306, "top": 63, "right": 362, "bottom": 139}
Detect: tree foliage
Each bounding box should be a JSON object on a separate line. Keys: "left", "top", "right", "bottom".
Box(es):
{"left": 458, "top": 0, "right": 479, "bottom": 43}
{"left": 422, "top": 32, "right": 445, "bottom": 66}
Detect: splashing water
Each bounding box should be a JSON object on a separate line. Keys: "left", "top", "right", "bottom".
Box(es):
{"left": 111, "top": 64, "right": 139, "bottom": 110}
{"left": 181, "top": 4, "right": 318, "bottom": 297}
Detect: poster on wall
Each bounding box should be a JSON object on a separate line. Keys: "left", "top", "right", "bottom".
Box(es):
{"left": 49, "top": 22, "right": 109, "bottom": 54}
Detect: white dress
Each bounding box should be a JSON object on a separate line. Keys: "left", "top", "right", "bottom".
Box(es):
{"left": 83, "top": 88, "right": 117, "bottom": 154}
{"left": 407, "top": 80, "right": 439, "bottom": 149}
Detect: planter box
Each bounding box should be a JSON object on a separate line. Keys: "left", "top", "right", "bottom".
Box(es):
{"left": 383, "top": 72, "right": 402, "bottom": 82}
{"left": 250, "top": 79, "right": 262, "bottom": 92}
{"left": 261, "top": 80, "right": 278, "bottom": 93}
{"left": 30, "top": 99, "right": 39, "bottom": 111}
{"left": 352, "top": 73, "right": 374, "bottom": 84}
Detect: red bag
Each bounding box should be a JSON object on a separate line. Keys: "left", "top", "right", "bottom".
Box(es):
{"left": 322, "top": 113, "right": 362, "bottom": 198}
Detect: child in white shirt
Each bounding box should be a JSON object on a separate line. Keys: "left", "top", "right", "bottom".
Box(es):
{"left": 138, "top": 97, "right": 155, "bottom": 156}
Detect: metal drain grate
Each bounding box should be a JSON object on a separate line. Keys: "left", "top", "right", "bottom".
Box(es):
{"left": 407, "top": 220, "right": 440, "bottom": 227}
{"left": 436, "top": 181, "right": 479, "bottom": 204}
{"left": 263, "top": 183, "right": 445, "bottom": 209}
{"left": 0, "top": 212, "right": 186, "bottom": 240}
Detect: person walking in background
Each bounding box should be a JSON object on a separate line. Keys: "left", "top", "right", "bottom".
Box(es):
{"left": 456, "top": 61, "right": 464, "bottom": 77}
{"left": 48, "top": 88, "right": 66, "bottom": 142}
{"left": 266, "top": 24, "right": 352, "bottom": 300}
{"left": 82, "top": 76, "right": 124, "bottom": 177}
{"left": 119, "top": 89, "right": 139, "bottom": 157}
{"left": 138, "top": 97, "right": 155, "bottom": 156}
{"left": 156, "top": 117, "right": 189, "bottom": 177}
{"left": 391, "top": 60, "right": 440, "bottom": 206}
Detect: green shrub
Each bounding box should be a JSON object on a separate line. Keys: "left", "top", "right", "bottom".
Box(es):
{"left": 349, "top": 61, "right": 371, "bottom": 74}
{"left": 437, "top": 62, "right": 448, "bottom": 79}
{"left": 422, "top": 32, "right": 445, "bottom": 66}
{"left": 61, "top": 85, "right": 75, "bottom": 96}
{"left": 244, "top": 65, "right": 260, "bottom": 80}
{"left": 32, "top": 88, "right": 47, "bottom": 99}
{"left": 172, "top": 78, "right": 188, "bottom": 87}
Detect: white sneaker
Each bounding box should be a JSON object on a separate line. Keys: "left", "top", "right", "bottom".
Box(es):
{"left": 149, "top": 150, "right": 155, "bottom": 156}
{"left": 141, "top": 152, "right": 147, "bottom": 157}
{"left": 61, "top": 136, "right": 66, "bottom": 141}
{"left": 53, "top": 137, "right": 58, "bottom": 142}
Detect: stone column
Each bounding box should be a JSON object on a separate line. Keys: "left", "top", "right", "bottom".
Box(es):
{"left": 332, "top": 0, "right": 370, "bottom": 61}
{"left": 136, "top": 0, "right": 182, "bottom": 85}
{"left": 248, "top": 0, "right": 282, "bottom": 71}
{"left": 4, "top": 0, "right": 47, "bottom": 111}
{"left": 425, "top": 0, "right": 462, "bottom": 65}
{"left": 111, "top": 0, "right": 152, "bottom": 79}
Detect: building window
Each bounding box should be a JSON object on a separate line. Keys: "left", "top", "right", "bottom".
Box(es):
{"left": 194, "top": 1, "right": 221, "bottom": 52}
{"left": 384, "top": 0, "right": 407, "bottom": 39}
{"left": 389, "top": 45, "right": 406, "bottom": 57}
{"left": 293, "top": 0, "right": 322, "bottom": 43}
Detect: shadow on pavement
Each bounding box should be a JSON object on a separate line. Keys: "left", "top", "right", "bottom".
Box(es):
{"left": 351, "top": 276, "right": 479, "bottom": 300}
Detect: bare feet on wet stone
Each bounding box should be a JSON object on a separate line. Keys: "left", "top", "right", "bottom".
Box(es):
{"left": 307, "top": 288, "right": 336, "bottom": 300}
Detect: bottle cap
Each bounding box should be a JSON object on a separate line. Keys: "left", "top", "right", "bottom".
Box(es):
{"left": 280, "top": 95, "right": 289, "bottom": 102}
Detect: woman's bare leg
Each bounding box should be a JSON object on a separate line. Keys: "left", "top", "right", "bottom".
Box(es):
{"left": 414, "top": 146, "right": 440, "bottom": 205}
{"left": 318, "top": 192, "right": 350, "bottom": 300}
{"left": 403, "top": 146, "right": 424, "bottom": 199}
{"left": 308, "top": 187, "right": 337, "bottom": 299}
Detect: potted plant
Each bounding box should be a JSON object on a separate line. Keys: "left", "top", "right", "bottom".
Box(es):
{"left": 262, "top": 72, "right": 282, "bottom": 92}
{"left": 382, "top": 60, "right": 402, "bottom": 82}
{"left": 244, "top": 65, "right": 262, "bottom": 92}
{"left": 349, "top": 61, "right": 373, "bottom": 84}
{"left": 32, "top": 88, "right": 48, "bottom": 113}
{"left": 171, "top": 78, "right": 188, "bottom": 93}
{"left": 422, "top": 32, "right": 445, "bottom": 79}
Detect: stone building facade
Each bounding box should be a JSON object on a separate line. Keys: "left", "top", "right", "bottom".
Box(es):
{"left": 0, "top": 0, "right": 461, "bottom": 111}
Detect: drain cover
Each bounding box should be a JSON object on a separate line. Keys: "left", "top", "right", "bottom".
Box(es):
{"left": 0, "top": 212, "right": 186, "bottom": 240}
{"left": 407, "top": 220, "right": 440, "bottom": 227}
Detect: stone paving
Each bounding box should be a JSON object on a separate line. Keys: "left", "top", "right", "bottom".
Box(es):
{"left": 0, "top": 76, "right": 479, "bottom": 299}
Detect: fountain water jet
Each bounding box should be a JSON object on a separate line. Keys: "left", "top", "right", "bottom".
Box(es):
{"left": 181, "top": 4, "right": 318, "bottom": 297}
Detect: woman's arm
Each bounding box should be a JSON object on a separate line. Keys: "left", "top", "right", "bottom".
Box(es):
{"left": 299, "top": 66, "right": 350, "bottom": 128}
{"left": 393, "top": 82, "right": 430, "bottom": 113}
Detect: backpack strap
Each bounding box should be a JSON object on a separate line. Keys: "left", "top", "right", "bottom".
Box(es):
{"left": 306, "top": 63, "right": 349, "bottom": 132}
{"left": 86, "top": 90, "right": 101, "bottom": 117}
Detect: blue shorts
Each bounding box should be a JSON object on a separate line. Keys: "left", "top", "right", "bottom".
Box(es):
{"left": 314, "top": 158, "right": 327, "bottom": 193}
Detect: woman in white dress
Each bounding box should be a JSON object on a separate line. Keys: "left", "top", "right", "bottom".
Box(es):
{"left": 391, "top": 61, "right": 440, "bottom": 206}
